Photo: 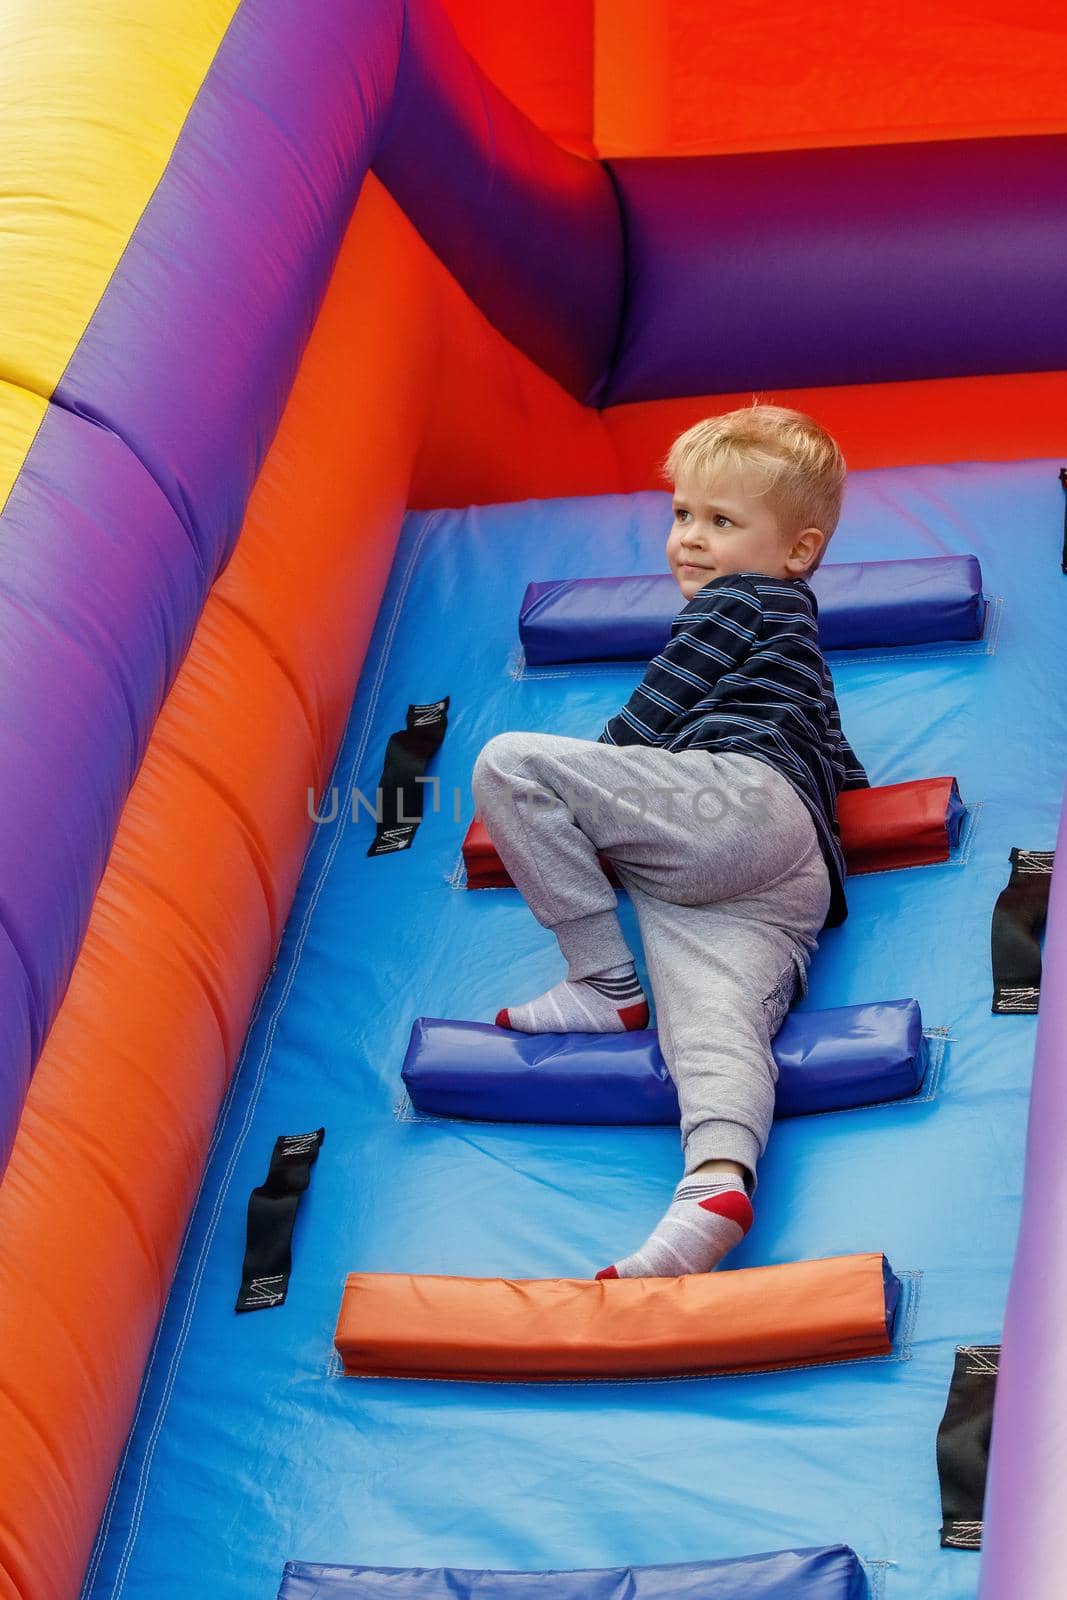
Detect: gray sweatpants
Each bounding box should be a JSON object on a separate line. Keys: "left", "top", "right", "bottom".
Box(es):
{"left": 470, "top": 732, "right": 832, "bottom": 1186}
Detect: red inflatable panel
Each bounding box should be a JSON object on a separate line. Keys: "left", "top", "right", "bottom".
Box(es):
{"left": 463, "top": 776, "right": 964, "bottom": 888}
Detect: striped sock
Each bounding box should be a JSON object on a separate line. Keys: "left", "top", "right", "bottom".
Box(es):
{"left": 496, "top": 960, "right": 649, "bottom": 1034}
{"left": 596, "top": 1175, "right": 753, "bottom": 1278}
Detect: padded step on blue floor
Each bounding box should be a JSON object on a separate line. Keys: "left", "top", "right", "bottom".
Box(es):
{"left": 279, "top": 1545, "right": 869, "bottom": 1600}
{"left": 401, "top": 1000, "right": 928, "bottom": 1124}
{"left": 519, "top": 554, "right": 985, "bottom": 665}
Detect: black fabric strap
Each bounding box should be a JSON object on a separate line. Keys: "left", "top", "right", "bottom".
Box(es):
{"left": 1059, "top": 466, "right": 1067, "bottom": 574}
{"left": 936, "top": 1344, "right": 999, "bottom": 1549}
{"left": 235, "top": 1128, "right": 325, "bottom": 1313}
{"left": 368, "top": 697, "right": 450, "bottom": 856}
{"left": 990, "top": 847, "right": 1054, "bottom": 1014}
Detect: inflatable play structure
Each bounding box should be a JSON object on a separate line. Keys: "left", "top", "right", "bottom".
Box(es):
{"left": 2, "top": 2, "right": 1066, "bottom": 1596}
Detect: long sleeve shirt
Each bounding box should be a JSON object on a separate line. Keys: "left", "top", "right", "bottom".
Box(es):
{"left": 598, "top": 570, "right": 869, "bottom": 928}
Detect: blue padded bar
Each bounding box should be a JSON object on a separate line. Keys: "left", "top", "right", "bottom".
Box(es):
{"left": 945, "top": 782, "right": 968, "bottom": 850}
{"left": 278, "top": 1547, "right": 868, "bottom": 1600}
{"left": 401, "top": 1000, "right": 928, "bottom": 1125}
{"left": 519, "top": 554, "right": 985, "bottom": 666}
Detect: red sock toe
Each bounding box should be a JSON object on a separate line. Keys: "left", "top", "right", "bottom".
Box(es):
{"left": 699, "top": 1189, "right": 754, "bottom": 1234}
{"left": 595, "top": 1264, "right": 619, "bottom": 1280}
{"left": 618, "top": 1000, "right": 650, "bottom": 1031}
{"left": 495, "top": 1008, "right": 512, "bottom": 1029}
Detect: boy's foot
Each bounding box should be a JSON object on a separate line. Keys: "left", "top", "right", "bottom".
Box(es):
{"left": 595, "top": 1175, "right": 752, "bottom": 1277}
{"left": 495, "top": 960, "right": 649, "bottom": 1034}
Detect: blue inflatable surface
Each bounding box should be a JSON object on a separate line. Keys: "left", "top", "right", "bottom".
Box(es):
{"left": 84, "top": 462, "right": 1064, "bottom": 1600}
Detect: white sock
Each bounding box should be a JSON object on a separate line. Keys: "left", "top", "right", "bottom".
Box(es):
{"left": 596, "top": 1175, "right": 753, "bottom": 1278}
{"left": 496, "top": 961, "right": 649, "bottom": 1034}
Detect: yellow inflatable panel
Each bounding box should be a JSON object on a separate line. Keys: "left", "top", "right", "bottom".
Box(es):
{"left": 0, "top": 381, "right": 47, "bottom": 504}
{"left": 0, "top": 0, "right": 239, "bottom": 508}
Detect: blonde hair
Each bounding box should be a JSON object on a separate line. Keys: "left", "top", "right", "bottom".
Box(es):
{"left": 663, "top": 402, "right": 846, "bottom": 576}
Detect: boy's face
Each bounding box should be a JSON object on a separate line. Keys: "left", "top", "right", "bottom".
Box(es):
{"left": 667, "top": 465, "right": 824, "bottom": 601}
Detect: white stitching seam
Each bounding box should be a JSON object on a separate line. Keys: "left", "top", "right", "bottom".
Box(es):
{"left": 860, "top": 1557, "right": 893, "bottom": 1600}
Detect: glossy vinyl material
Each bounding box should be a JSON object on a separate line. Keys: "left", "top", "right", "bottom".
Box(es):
{"left": 518, "top": 555, "right": 985, "bottom": 666}
{"left": 373, "top": 0, "right": 621, "bottom": 402}
{"left": 334, "top": 1254, "right": 899, "bottom": 1381}
{"left": 605, "top": 140, "right": 1067, "bottom": 403}
{"left": 589, "top": 1, "right": 1067, "bottom": 158}
{"left": 6, "top": 3, "right": 1067, "bottom": 1593}
{"left": 10, "top": 2, "right": 1061, "bottom": 1205}
{"left": 838, "top": 777, "right": 965, "bottom": 873}
{"left": 4, "top": 2, "right": 1066, "bottom": 1214}
{"left": 81, "top": 457, "right": 1063, "bottom": 1600}
{"left": 401, "top": 1000, "right": 928, "bottom": 1124}
{"left": 278, "top": 1547, "right": 868, "bottom": 1600}
{"left": 599, "top": 374, "right": 1067, "bottom": 491}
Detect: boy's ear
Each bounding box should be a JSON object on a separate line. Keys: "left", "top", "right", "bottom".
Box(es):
{"left": 787, "top": 526, "right": 825, "bottom": 574}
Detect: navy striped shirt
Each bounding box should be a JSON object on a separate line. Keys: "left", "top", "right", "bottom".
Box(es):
{"left": 597, "top": 570, "right": 869, "bottom": 928}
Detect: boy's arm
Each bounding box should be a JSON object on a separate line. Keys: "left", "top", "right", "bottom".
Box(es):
{"left": 824, "top": 667, "right": 870, "bottom": 789}
{"left": 836, "top": 728, "right": 870, "bottom": 789}
{"left": 598, "top": 580, "right": 763, "bottom": 747}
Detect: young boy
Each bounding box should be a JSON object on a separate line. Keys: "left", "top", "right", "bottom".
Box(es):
{"left": 471, "top": 405, "right": 869, "bottom": 1278}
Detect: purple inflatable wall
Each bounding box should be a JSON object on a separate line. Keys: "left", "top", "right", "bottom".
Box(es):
{"left": 604, "top": 138, "right": 1067, "bottom": 403}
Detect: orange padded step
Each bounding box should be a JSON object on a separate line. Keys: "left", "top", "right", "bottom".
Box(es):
{"left": 334, "top": 1252, "right": 898, "bottom": 1381}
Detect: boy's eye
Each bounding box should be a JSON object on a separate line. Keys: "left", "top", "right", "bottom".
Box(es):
{"left": 672, "top": 508, "right": 732, "bottom": 528}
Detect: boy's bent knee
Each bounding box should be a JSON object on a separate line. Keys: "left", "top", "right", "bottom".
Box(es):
{"left": 472, "top": 731, "right": 543, "bottom": 796}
